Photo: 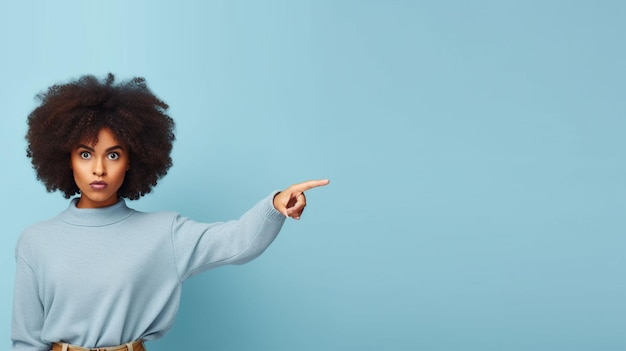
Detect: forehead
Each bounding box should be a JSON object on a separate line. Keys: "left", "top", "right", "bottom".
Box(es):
{"left": 77, "top": 128, "right": 124, "bottom": 148}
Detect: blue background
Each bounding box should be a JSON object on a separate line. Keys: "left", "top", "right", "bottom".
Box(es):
{"left": 1, "top": 1, "right": 625, "bottom": 350}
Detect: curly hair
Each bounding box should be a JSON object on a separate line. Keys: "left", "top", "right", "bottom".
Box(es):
{"left": 26, "top": 73, "right": 176, "bottom": 200}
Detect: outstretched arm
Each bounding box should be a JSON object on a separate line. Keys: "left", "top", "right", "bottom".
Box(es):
{"left": 273, "top": 179, "right": 330, "bottom": 220}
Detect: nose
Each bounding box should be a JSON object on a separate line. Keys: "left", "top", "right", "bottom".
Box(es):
{"left": 92, "top": 158, "right": 106, "bottom": 177}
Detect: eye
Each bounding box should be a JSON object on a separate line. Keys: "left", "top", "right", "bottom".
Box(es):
{"left": 108, "top": 152, "right": 120, "bottom": 160}
{"left": 79, "top": 151, "right": 91, "bottom": 159}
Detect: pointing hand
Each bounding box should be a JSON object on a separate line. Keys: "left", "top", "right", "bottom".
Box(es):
{"left": 273, "top": 179, "right": 330, "bottom": 220}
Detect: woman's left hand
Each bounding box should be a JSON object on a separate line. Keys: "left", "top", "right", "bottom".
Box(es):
{"left": 273, "top": 179, "right": 330, "bottom": 220}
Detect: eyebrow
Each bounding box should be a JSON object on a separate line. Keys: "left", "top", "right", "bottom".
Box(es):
{"left": 76, "top": 144, "right": 125, "bottom": 152}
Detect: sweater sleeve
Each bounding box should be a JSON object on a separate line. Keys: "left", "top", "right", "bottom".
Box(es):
{"left": 11, "top": 238, "right": 48, "bottom": 351}
{"left": 171, "top": 192, "right": 286, "bottom": 281}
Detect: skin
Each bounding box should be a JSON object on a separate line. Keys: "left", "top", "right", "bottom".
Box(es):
{"left": 72, "top": 128, "right": 330, "bottom": 214}
{"left": 71, "top": 128, "right": 130, "bottom": 208}
{"left": 273, "top": 179, "right": 330, "bottom": 220}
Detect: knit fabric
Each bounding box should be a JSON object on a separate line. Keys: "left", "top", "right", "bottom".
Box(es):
{"left": 12, "top": 194, "right": 285, "bottom": 351}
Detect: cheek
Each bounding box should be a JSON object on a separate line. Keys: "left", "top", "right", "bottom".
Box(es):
{"left": 113, "top": 163, "right": 130, "bottom": 181}
{"left": 70, "top": 160, "right": 87, "bottom": 179}
{"left": 70, "top": 156, "right": 78, "bottom": 171}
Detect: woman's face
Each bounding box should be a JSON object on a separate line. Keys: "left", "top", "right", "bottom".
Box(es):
{"left": 71, "top": 128, "right": 129, "bottom": 208}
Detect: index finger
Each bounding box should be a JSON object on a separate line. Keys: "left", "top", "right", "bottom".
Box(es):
{"left": 291, "top": 179, "right": 330, "bottom": 192}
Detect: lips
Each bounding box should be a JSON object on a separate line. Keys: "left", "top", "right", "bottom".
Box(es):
{"left": 90, "top": 181, "right": 108, "bottom": 190}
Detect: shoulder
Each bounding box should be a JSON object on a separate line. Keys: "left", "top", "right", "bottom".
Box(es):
{"left": 117, "top": 208, "right": 186, "bottom": 236}
{"left": 19, "top": 215, "right": 63, "bottom": 242}
{"left": 127, "top": 209, "right": 180, "bottom": 224}
{"left": 15, "top": 215, "right": 61, "bottom": 262}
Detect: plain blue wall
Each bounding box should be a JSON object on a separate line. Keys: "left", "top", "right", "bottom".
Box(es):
{"left": 1, "top": 1, "right": 625, "bottom": 350}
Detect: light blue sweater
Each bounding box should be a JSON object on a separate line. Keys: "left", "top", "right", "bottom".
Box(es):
{"left": 11, "top": 194, "right": 285, "bottom": 351}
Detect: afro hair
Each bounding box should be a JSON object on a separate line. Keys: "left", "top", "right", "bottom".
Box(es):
{"left": 26, "top": 73, "right": 175, "bottom": 200}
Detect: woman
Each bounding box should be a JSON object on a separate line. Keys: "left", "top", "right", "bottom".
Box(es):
{"left": 12, "top": 74, "right": 328, "bottom": 351}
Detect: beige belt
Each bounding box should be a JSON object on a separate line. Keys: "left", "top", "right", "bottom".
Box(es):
{"left": 51, "top": 340, "right": 145, "bottom": 351}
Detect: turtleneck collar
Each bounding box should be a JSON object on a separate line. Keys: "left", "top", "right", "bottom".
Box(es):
{"left": 59, "top": 198, "right": 136, "bottom": 227}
